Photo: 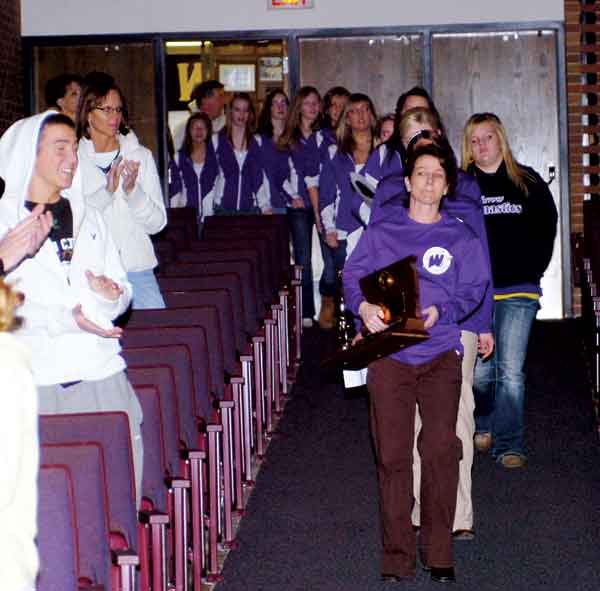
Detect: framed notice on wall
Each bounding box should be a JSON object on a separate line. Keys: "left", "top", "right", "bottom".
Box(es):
{"left": 268, "top": 0, "right": 314, "bottom": 8}
{"left": 259, "top": 57, "right": 283, "bottom": 82}
{"left": 218, "top": 64, "right": 256, "bottom": 92}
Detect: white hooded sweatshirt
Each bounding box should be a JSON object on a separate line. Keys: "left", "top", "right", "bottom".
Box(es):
{"left": 78, "top": 130, "right": 167, "bottom": 273}
{"left": 0, "top": 332, "right": 39, "bottom": 591}
{"left": 0, "top": 111, "right": 133, "bottom": 386}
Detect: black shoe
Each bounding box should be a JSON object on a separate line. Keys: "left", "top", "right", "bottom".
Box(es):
{"left": 452, "top": 528, "right": 475, "bottom": 541}
{"left": 429, "top": 567, "right": 456, "bottom": 583}
{"left": 381, "top": 573, "right": 414, "bottom": 583}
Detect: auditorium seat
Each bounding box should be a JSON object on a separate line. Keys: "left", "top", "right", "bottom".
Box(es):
{"left": 37, "top": 465, "right": 79, "bottom": 591}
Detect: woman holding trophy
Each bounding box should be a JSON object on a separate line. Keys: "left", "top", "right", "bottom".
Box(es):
{"left": 343, "top": 143, "right": 489, "bottom": 584}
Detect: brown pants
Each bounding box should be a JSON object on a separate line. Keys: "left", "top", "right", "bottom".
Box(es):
{"left": 367, "top": 350, "right": 462, "bottom": 576}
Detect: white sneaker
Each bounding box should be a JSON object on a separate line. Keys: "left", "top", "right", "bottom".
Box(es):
{"left": 302, "top": 318, "right": 313, "bottom": 328}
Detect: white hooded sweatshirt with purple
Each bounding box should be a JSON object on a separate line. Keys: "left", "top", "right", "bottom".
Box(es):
{"left": 343, "top": 207, "right": 489, "bottom": 366}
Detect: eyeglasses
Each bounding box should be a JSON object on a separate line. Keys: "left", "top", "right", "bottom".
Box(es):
{"left": 94, "top": 106, "right": 123, "bottom": 115}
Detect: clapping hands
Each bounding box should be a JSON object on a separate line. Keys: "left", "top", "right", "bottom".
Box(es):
{"left": 107, "top": 156, "right": 140, "bottom": 195}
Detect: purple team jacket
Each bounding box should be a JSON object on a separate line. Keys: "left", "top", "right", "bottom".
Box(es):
{"left": 343, "top": 206, "right": 489, "bottom": 365}
{"left": 307, "top": 128, "right": 336, "bottom": 173}
{"left": 173, "top": 145, "right": 219, "bottom": 213}
{"left": 168, "top": 158, "right": 182, "bottom": 198}
{"left": 363, "top": 143, "right": 403, "bottom": 188}
{"left": 319, "top": 145, "right": 366, "bottom": 236}
{"left": 281, "top": 134, "right": 320, "bottom": 209}
{"left": 213, "top": 129, "right": 270, "bottom": 212}
{"left": 257, "top": 134, "right": 291, "bottom": 210}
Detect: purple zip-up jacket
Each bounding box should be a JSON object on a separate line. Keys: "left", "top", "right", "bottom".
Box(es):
{"left": 369, "top": 170, "right": 494, "bottom": 335}
{"left": 168, "top": 158, "right": 182, "bottom": 198}
{"left": 307, "top": 128, "right": 336, "bottom": 175}
{"left": 319, "top": 145, "right": 366, "bottom": 236}
{"left": 281, "top": 134, "right": 320, "bottom": 209}
{"left": 171, "top": 145, "right": 219, "bottom": 217}
{"left": 213, "top": 129, "right": 271, "bottom": 212}
{"left": 363, "top": 143, "right": 403, "bottom": 189}
{"left": 343, "top": 207, "right": 489, "bottom": 365}
{"left": 257, "top": 134, "right": 290, "bottom": 210}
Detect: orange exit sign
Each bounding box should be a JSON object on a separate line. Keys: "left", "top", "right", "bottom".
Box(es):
{"left": 269, "top": 0, "right": 314, "bottom": 8}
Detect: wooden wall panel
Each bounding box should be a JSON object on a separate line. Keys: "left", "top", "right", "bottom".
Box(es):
{"left": 34, "top": 43, "right": 158, "bottom": 159}
{"left": 299, "top": 35, "right": 422, "bottom": 116}
{"left": 0, "top": 0, "right": 23, "bottom": 133}
{"left": 432, "top": 30, "right": 563, "bottom": 319}
{"left": 432, "top": 31, "right": 558, "bottom": 174}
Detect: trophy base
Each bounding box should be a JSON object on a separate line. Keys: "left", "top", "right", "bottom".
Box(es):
{"left": 321, "top": 319, "right": 428, "bottom": 371}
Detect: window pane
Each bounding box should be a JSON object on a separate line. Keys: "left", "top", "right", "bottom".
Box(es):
{"left": 300, "top": 35, "right": 423, "bottom": 115}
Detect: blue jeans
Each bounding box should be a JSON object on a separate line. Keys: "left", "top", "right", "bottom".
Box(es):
{"left": 128, "top": 269, "right": 166, "bottom": 310}
{"left": 473, "top": 297, "right": 539, "bottom": 461}
{"left": 287, "top": 207, "right": 315, "bottom": 319}
{"left": 319, "top": 237, "right": 347, "bottom": 297}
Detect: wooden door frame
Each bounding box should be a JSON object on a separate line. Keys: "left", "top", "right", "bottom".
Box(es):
{"left": 22, "top": 20, "right": 570, "bottom": 316}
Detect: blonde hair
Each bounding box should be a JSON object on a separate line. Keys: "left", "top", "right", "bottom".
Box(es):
{"left": 461, "top": 112, "right": 534, "bottom": 196}
{"left": 335, "top": 93, "right": 377, "bottom": 155}
{"left": 0, "top": 279, "right": 22, "bottom": 332}
{"left": 398, "top": 107, "right": 441, "bottom": 146}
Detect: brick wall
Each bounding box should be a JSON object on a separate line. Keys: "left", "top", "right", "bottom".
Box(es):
{"left": 0, "top": 0, "right": 23, "bottom": 134}
{"left": 565, "top": 0, "right": 598, "bottom": 315}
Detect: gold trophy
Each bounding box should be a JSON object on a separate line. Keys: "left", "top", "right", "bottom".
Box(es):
{"left": 322, "top": 255, "right": 429, "bottom": 370}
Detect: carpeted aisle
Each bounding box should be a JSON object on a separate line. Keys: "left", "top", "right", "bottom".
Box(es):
{"left": 215, "top": 320, "right": 600, "bottom": 591}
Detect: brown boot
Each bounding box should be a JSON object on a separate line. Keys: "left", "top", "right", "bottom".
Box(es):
{"left": 318, "top": 296, "right": 336, "bottom": 330}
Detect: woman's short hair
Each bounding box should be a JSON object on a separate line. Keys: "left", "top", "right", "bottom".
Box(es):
{"left": 404, "top": 142, "right": 458, "bottom": 197}
{"left": 44, "top": 74, "right": 83, "bottom": 110}
{"left": 76, "top": 71, "right": 129, "bottom": 140}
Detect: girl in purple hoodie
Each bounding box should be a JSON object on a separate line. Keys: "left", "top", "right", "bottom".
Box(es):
{"left": 343, "top": 143, "right": 489, "bottom": 584}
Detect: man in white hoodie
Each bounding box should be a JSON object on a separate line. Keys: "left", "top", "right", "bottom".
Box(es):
{"left": 0, "top": 112, "right": 143, "bottom": 511}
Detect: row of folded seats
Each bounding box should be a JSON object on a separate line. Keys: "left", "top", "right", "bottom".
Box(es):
{"left": 37, "top": 209, "right": 304, "bottom": 591}
{"left": 577, "top": 198, "right": 600, "bottom": 432}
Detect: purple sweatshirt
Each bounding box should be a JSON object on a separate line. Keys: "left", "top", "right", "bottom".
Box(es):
{"left": 319, "top": 145, "right": 366, "bottom": 236}
{"left": 213, "top": 129, "right": 271, "bottom": 212}
{"left": 343, "top": 207, "right": 489, "bottom": 365}
{"left": 369, "top": 170, "right": 493, "bottom": 335}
